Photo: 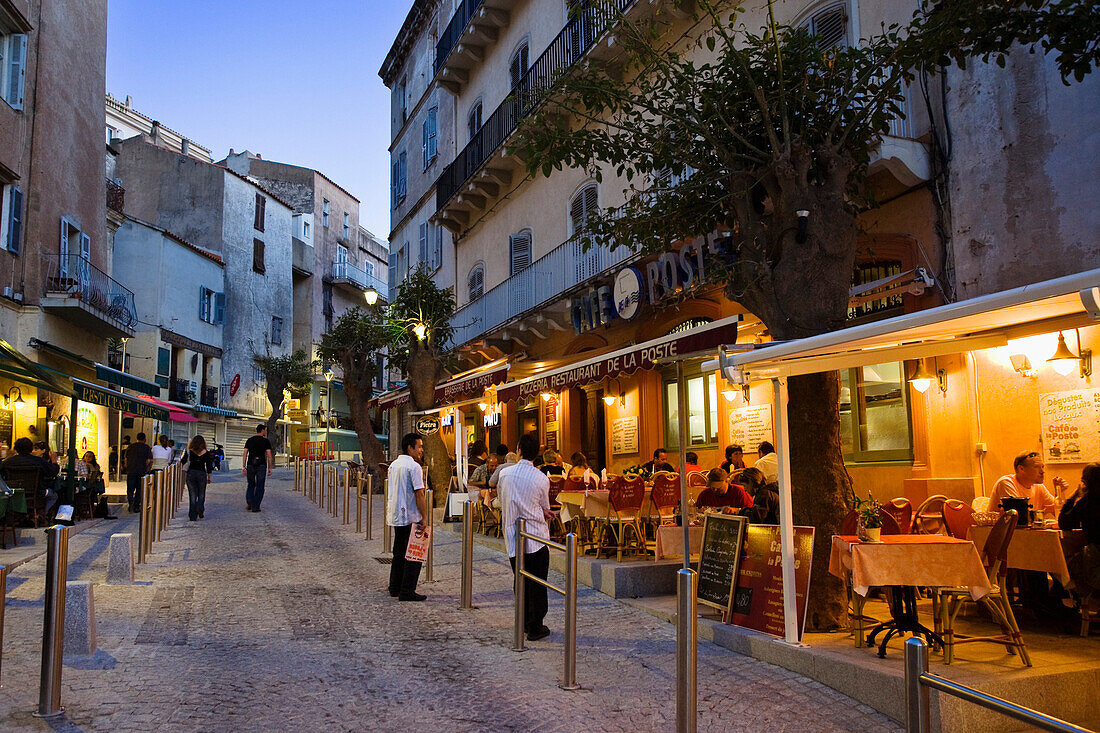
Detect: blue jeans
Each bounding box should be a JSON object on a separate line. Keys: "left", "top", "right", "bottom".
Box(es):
{"left": 126, "top": 473, "right": 144, "bottom": 511}
{"left": 246, "top": 464, "right": 267, "bottom": 509}
{"left": 186, "top": 469, "right": 208, "bottom": 520}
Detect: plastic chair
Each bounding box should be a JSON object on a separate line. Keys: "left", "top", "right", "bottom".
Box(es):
{"left": 942, "top": 499, "right": 976, "bottom": 539}
{"left": 911, "top": 494, "right": 949, "bottom": 534}
{"left": 933, "top": 510, "right": 1031, "bottom": 666}
{"left": 598, "top": 475, "right": 646, "bottom": 561}
{"left": 883, "top": 498, "right": 913, "bottom": 535}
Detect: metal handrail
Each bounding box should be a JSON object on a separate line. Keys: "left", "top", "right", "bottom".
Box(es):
{"left": 512, "top": 517, "right": 580, "bottom": 690}
{"left": 904, "top": 638, "right": 1094, "bottom": 733}
{"left": 331, "top": 260, "right": 389, "bottom": 299}
{"left": 434, "top": 0, "right": 486, "bottom": 76}
{"left": 41, "top": 253, "right": 137, "bottom": 328}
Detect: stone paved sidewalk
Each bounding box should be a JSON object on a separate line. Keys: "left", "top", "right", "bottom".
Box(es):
{"left": 0, "top": 471, "right": 899, "bottom": 732}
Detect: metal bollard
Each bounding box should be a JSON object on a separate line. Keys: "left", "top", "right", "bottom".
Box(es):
{"left": 332, "top": 467, "right": 339, "bottom": 518}
{"left": 356, "top": 474, "right": 363, "bottom": 533}
{"left": 676, "top": 568, "right": 698, "bottom": 733}
{"left": 562, "top": 532, "right": 579, "bottom": 690}
{"left": 512, "top": 518, "right": 526, "bottom": 652}
{"left": 425, "top": 488, "right": 434, "bottom": 582}
{"left": 0, "top": 564, "right": 7, "bottom": 684}
{"left": 365, "top": 474, "right": 373, "bottom": 541}
{"left": 382, "top": 479, "right": 391, "bottom": 553}
{"left": 343, "top": 470, "right": 350, "bottom": 525}
{"left": 460, "top": 500, "right": 473, "bottom": 609}
{"left": 35, "top": 525, "right": 69, "bottom": 718}
{"left": 905, "top": 638, "right": 931, "bottom": 733}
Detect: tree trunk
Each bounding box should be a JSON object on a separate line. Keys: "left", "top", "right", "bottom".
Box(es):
{"left": 344, "top": 376, "right": 386, "bottom": 489}
{"left": 407, "top": 343, "right": 450, "bottom": 507}
{"left": 265, "top": 380, "right": 286, "bottom": 453}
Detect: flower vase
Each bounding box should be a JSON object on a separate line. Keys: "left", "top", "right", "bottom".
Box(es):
{"left": 863, "top": 526, "right": 881, "bottom": 543}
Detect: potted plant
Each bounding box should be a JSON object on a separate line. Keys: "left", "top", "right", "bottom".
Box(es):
{"left": 854, "top": 492, "right": 883, "bottom": 542}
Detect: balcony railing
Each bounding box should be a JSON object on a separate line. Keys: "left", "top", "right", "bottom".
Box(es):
{"left": 42, "top": 254, "right": 136, "bottom": 329}
{"left": 106, "top": 178, "right": 125, "bottom": 212}
{"left": 331, "top": 261, "right": 389, "bottom": 300}
{"left": 169, "top": 378, "right": 193, "bottom": 404}
{"left": 201, "top": 385, "right": 219, "bottom": 407}
{"left": 435, "top": 0, "right": 486, "bottom": 76}
{"left": 436, "top": 0, "right": 635, "bottom": 211}
{"left": 451, "top": 232, "right": 635, "bottom": 346}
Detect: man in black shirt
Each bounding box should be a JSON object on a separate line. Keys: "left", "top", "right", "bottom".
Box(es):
{"left": 242, "top": 423, "right": 273, "bottom": 512}
{"left": 2, "top": 437, "right": 60, "bottom": 515}
{"left": 125, "top": 433, "right": 153, "bottom": 513}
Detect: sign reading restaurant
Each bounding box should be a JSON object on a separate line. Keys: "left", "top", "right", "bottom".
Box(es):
{"left": 72, "top": 380, "right": 170, "bottom": 422}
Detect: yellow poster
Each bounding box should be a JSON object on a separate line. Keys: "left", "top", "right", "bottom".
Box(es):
{"left": 76, "top": 406, "right": 98, "bottom": 456}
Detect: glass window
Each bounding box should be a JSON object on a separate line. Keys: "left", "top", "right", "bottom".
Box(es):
{"left": 663, "top": 369, "right": 719, "bottom": 449}
{"left": 839, "top": 362, "right": 914, "bottom": 463}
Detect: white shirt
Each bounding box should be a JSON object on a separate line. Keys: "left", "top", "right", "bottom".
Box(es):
{"left": 151, "top": 445, "right": 172, "bottom": 461}
{"left": 500, "top": 460, "right": 551, "bottom": 557}
{"left": 754, "top": 452, "right": 779, "bottom": 483}
{"left": 386, "top": 454, "right": 425, "bottom": 527}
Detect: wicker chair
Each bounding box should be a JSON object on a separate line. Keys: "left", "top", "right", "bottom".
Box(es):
{"left": 933, "top": 509, "right": 1032, "bottom": 666}
{"left": 911, "top": 494, "right": 950, "bottom": 534}
{"left": 597, "top": 475, "right": 646, "bottom": 561}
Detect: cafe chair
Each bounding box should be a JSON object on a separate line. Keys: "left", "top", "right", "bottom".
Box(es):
{"left": 942, "top": 499, "right": 976, "bottom": 539}
{"left": 481, "top": 489, "right": 502, "bottom": 537}
{"left": 548, "top": 475, "right": 566, "bottom": 539}
{"left": 4, "top": 466, "right": 45, "bottom": 527}
{"left": 911, "top": 494, "right": 949, "bottom": 535}
{"left": 884, "top": 498, "right": 913, "bottom": 535}
{"left": 686, "top": 471, "right": 708, "bottom": 488}
{"left": 933, "top": 509, "right": 1032, "bottom": 666}
{"left": 598, "top": 475, "right": 646, "bottom": 561}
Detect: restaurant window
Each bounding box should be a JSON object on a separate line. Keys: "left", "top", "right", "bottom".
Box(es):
{"left": 849, "top": 260, "right": 904, "bottom": 321}
{"left": 663, "top": 369, "right": 719, "bottom": 449}
{"left": 838, "top": 362, "right": 914, "bottom": 463}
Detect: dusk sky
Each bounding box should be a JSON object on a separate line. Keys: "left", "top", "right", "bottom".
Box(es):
{"left": 107, "top": 0, "right": 410, "bottom": 241}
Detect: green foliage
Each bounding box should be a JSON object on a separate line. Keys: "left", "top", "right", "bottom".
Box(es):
{"left": 387, "top": 265, "right": 457, "bottom": 375}
{"left": 316, "top": 305, "right": 388, "bottom": 388}
{"left": 254, "top": 349, "right": 316, "bottom": 392}
{"left": 854, "top": 492, "right": 884, "bottom": 529}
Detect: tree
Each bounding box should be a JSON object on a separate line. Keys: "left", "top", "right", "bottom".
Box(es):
{"left": 388, "top": 267, "right": 457, "bottom": 505}
{"left": 254, "top": 349, "right": 316, "bottom": 453}
{"left": 511, "top": 0, "right": 1094, "bottom": 628}
{"left": 317, "top": 305, "right": 390, "bottom": 483}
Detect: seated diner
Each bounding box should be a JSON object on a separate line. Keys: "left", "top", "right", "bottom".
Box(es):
{"left": 720, "top": 444, "right": 745, "bottom": 473}
{"left": 988, "top": 449, "right": 1067, "bottom": 515}
{"left": 1060, "top": 462, "right": 1100, "bottom": 596}
{"left": 695, "top": 468, "right": 753, "bottom": 510}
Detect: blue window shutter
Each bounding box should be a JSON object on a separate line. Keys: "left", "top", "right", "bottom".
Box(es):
{"left": 388, "top": 251, "right": 397, "bottom": 290}
{"left": 422, "top": 118, "right": 429, "bottom": 167}
{"left": 418, "top": 222, "right": 428, "bottom": 267}
{"left": 391, "top": 161, "right": 398, "bottom": 205}
{"left": 199, "top": 286, "right": 208, "bottom": 321}
{"left": 59, "top": 218, "right": 69, "bottom": 275}
{"left": 213, "top": 292, "right": 226, "bottom": 325}
{"left": 433, "top": 225, "right": 442, "bottom": 270}
{"left": 7, "top": 186, "right": 22, "bottom": 254}
{"left": 9, "top": 35, "right": 27, "bottom": 110}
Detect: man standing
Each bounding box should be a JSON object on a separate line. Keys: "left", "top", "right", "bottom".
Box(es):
{"left": 125, "top": 432, "right": 153, "bottom": 513}
{"left": 387, "top": 432, "right": 428, "bottom": 602}
{"left": 989, "top": 450, "right": 1067, "bottom": 514}
{"left": 242, "top": 424, "right": 274, "bottom": 512}
{"left": 501, "top": 433, "right": 555, "bottom": 641}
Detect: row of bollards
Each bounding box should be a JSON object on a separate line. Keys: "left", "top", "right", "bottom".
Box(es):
{"left": 137, "top": 463, "right": 184, "bottom": 565}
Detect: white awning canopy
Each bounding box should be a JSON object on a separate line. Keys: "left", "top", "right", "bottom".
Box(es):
{"left": 704, "top": 269, "right": 1100, "bottom": 382}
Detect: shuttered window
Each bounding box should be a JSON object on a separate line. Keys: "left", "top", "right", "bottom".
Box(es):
{"left": 212, "top": 292, "right": 225, "bottom": 325}
{"left": 3, "top": 34, "right": 27, "bottom": 110}
{"left": 199, "top": 286, "right": 211, "bottom": 322}
{"left": 432, "top": 225, "right": 442, "bottom": 271}
{"left": 422, "top": 106, "right": 438, "bottom": 168}
{"left": 6, "top": 185, "right": 22, "bottom": 254}
{"left": 254, "top": 193, "right": 266, "bottom": 232}
{"left": 570, "top": 184, "right": 599, "bottom": 235}
{"left": 803, "top": 3, "right": 849, "bottom": 49}
{"left": 509, "top": 229, "right": 532, "bottom": 275}
{"left": 253, "top": 239, "right": 265, "bottom": 274}
{"left": 468, "top": 264, "right": 484, "bottom": 302}
{"left": 418, "top": 222, "right": 429, "bottom": 267}
{"left": 388, "top": 250, "right": 398, "bottom": 290}
{"left": 271, "top": 316, "right": 283, "bottom": 346}
{"left": 392, "top": 152, "right": 407, "bottom": 206}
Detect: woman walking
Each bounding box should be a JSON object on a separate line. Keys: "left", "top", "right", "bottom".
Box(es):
{"left": 182, "top": 435, "right": 216, "bottom": 521}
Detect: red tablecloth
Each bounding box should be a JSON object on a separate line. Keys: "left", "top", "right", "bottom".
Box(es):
{"left": 828, "top": 534, "right": 991, "bottom": 600}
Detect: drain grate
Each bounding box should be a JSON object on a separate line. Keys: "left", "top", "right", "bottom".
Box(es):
{"left": 374, "top": 556, "right": 392, "bottom": 564}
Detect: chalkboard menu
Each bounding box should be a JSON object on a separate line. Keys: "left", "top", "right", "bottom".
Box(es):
{"left": 696, "top": 513, "right": 748, "bottom": 613}
{"left": 728, "top": 525, "right": 815, "bottom": 640}
{"left": 0, "top": 408, "right": 12, "bottom": 446}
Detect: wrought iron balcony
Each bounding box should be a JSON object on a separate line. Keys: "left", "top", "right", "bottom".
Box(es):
{"left": 435, "top": 0, "right": 485, "bottom": 77}
{"left": 170, "top": 378, "right": 193, "bottom": 404}
{"left": 41, "top": 254, "right": 136, "bottom": 338}
{"left": 331, "top": 261, "right": 389, "bottom": 301}
{"left": 435, "top": 0, "right": 635, "bottom": 227}
{"left": 106, "top": 177, "right": 124, "bottom": 213}
{"left": 201, "top": 384, "right": 219, "bottom": 407}
{"left": 450, "top": 231, "right": 635, "bottom": 347}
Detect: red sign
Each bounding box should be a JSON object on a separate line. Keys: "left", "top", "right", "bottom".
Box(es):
{"left": 727, "top": 525, "right": 815, "bottom": 640}
{"left": 229, "top": 373, "right": 241, "bottom": 396}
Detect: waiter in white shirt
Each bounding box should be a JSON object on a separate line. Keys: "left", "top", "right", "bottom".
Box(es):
{"left": 386, "top": 433, "right": 428, "bottom": 602}
{"left": 754, "top": 440, "right": 779, "bottom": 484}
{"left": 500, "top": 433, "right": 555, "bottom": 641}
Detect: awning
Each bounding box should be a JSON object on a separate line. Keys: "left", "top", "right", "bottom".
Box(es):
{"left": 705, "top": 269, "right": 1100, "bottom": 381}
{"left": 376, "top": 389, "right": 410, "bottom": 410}
{"left": 94, "top": 362, "right": 161, "bottom": 397}
{"left": 376, "top": 363, "right": 511, "bottom": 411}
{"left": 136, "top": 394, "right": 198, "bottom": 422}
{"left": 0, "top": 338, "right": 74, "bottom": 395}
{"left": 193, "top": 403, "right": 238, "bottom": 418}
{"left": 73, "top": 379, "right": 170, "bottom": 421}
{"left": 495, "top": 315, "right": 742, "bottom": 403}
{"left": 28, "top": 338, "right": 94, "bottom": 368}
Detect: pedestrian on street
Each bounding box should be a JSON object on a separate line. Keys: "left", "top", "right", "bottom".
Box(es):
{"left": 387, "top": 432, "right": 428, "bottom": 602}
{"left": 501, "top": 432, "right": 555, "bottom": 641}
{"left": 126, "top": 432, "right": 153, "bottom": 513}
{"left": 151, "top": 434, "right": 172, "bottom": 470}
{"left": 182, "top": 434, "right": 215, "bottom": 521}
{"left": 242, "top": 423, "right": 273, "bottom": 512}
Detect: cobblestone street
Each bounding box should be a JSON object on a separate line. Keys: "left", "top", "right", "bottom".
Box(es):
{"left": 0, "top": 471, "right": 899, "bottom": 732}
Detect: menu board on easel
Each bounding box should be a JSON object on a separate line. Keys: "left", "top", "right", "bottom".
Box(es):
{"left": 1038, "top": 388, "right": 1100, "bottom": 464}
{"left": 728, "top": 405, "right": 773, "bottom": 451}
{"left": 0, "top": 408, "right": 11, "bottom": 446}
{"left": 611, "top": 416, "right": 638, "bottom": 455}
{"left": 696, "top": 513, "right": 748, "bottom": 614}
{"left": 728, "top": 525, "right": 815, "bottom": 640}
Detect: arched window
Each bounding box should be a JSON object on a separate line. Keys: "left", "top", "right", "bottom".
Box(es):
{"left": 468, "top": 263, "right": 485, "bottom": 302}
{"left": 569, "top": 183, "right": 599, "bottom": 235}
{"left": 509, "top": 41, "right": 529, "bottom": 89}
{"left": 801, "top": 2, "right": 849, "bottom": 49}
{"left": 509, "top": 229, "right": 532, "bottom": 275}
{"left": 467, "top": 100, "right": 483, "bottom": 142}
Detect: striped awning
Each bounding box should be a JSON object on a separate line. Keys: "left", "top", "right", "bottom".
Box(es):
{"left": 193, "top": 403, "right": 238, "bottom": 418}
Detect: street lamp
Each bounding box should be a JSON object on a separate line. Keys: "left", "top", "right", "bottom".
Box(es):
{"left": 413, "top": 322, "right": 428, "bottom": 341}
{"left": 323, "top": 369, "right": 334, "bottom": 459}
{"left": 364, "top": 287, "right": 379, "bottom": 306}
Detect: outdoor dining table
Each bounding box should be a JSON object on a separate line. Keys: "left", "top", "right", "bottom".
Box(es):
{"left": 829, "top": 534, "right": 991, "bottom": 657}
{"left": 969, "top": 524, "right": 1074, "bottom": 588}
